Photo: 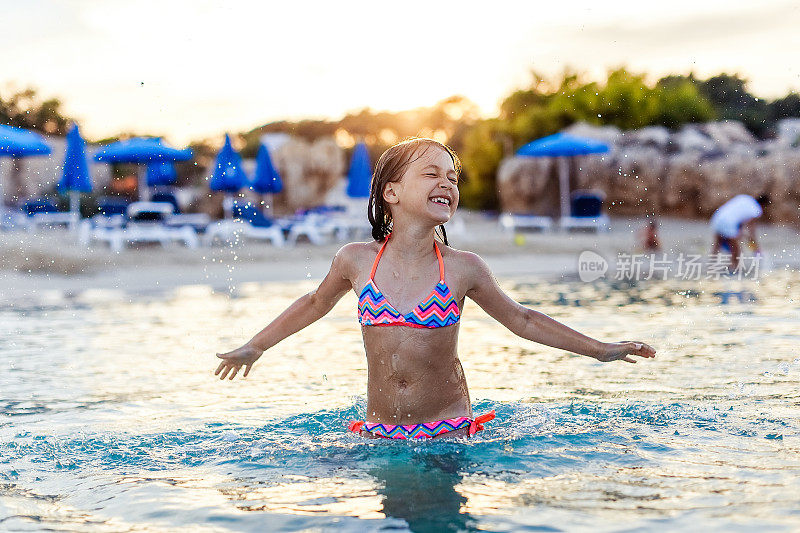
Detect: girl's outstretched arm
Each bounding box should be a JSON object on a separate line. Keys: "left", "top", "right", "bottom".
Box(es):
{"left": 463, "top": 253, "right": 656, "bottom": 363}
{"left": 214, "top": 244, "right": 357, "bottom": 380}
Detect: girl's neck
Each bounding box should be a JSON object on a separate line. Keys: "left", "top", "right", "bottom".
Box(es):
{"left": 385, "top": 224, "right": 437, "bottom": 261}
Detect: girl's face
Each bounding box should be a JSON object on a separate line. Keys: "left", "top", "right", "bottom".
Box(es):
{"left": 384, "top": 146, "right": 459, "bottom": 225}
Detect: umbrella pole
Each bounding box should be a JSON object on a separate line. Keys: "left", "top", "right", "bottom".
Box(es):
{"left": 264, "top": 192, "right": 273, "bottom": 218}
{"left": 558, "top": 157, "right": 570, "bottom": 221}
{"left": 223, "top": 194, "right": 232, "bottom": 219}
{"left": 0, "top": 166, "right": 5, "bottom": 211}
{"left": 69, "top": 190, "right": 80, "bottom": 232}
{"left": 138, "top": 166, "right": 149, "bottom": 202}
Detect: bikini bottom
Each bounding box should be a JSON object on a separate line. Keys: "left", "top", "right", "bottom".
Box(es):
{"left": 347, "top": 410, "right": 495, "bottom": 440}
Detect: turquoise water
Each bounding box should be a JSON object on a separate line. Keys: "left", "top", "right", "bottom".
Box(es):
{"left": 2, "top": 272, "right": 800, "bottom": 532}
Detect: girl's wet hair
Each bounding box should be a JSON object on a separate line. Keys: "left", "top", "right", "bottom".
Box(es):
{"left": 367, "top": 137, "right": 462, "bottom": 245}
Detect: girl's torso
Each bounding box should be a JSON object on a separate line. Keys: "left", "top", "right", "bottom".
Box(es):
{"left": 351, "top": 238, "right": 471, "bottom": 424}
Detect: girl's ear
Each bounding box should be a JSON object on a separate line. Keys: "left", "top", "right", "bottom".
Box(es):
{"left": 383, "top": 182, "right": 399, "bottom": 205}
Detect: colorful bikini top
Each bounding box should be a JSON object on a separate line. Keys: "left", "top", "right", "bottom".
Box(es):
{"left": 358, "top": 236, "right": 461, "bottom": 328}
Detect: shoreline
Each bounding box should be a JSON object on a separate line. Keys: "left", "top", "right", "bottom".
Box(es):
{"left": 2, "top": 212, "right": 800, "bottom": 303}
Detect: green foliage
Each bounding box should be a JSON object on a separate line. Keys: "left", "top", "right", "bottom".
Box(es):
{"left": 768, "top": 93, "right": 800, "bottom": 122}
{"left": 693, "top": 74, "right": 769, "bottom": 136}
{"left": 652, "top": 78, "right": 716, "bottom": 128}
{"left": 456, "top": 68, "right": 719, "bottom": 209}
{"left": 0, "top": 87, "right": 72, "bottom": 135}
{"left": 459, "top": 119, "right": 506, "bottom": 210}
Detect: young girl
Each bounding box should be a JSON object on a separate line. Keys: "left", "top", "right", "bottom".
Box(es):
{"left": 215, "top": 138, "right": 656, "bottom": 440}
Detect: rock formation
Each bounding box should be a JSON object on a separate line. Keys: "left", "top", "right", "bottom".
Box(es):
{"left": 497, "top": 120, "right": 800, "bottom": 224}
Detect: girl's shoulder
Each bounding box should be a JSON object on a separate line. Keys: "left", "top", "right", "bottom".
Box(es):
{"left": 438, "top": 244, "right": 490, "bottom": 276}
{"left": 439, "top": 243, "right": 483, "bottom": 263}
{"left": 337, "top": 240, "right": 381, "bottom": 260}
{"left": 333, "top": 240, "right": 381, "bottom": 276}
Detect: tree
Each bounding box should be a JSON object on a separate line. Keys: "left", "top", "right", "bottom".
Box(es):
{"left": 0, "top": 87, "right": 72, "bottom": 135}
{"left": 694, "top": 74, "right": 769, "bottom": 136}
{"left": 768, "top": 93, "right": 800, "bottom": 122}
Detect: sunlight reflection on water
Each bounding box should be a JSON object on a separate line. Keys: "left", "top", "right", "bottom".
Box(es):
{"left": 2, "top": 271, "right": 800, "bottom": 531}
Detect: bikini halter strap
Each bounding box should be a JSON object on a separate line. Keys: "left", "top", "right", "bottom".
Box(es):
{"left": 368, "top": 234, "right": 445, "bottom": 282}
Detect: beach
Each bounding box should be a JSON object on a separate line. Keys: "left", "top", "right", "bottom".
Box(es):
{"left": 2, "top": 212, "right": 799, "bottom": 302}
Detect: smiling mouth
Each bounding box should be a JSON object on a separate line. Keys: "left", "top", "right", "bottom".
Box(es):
{"left": 430, "top": 197, "right": 451, "bottom": 206}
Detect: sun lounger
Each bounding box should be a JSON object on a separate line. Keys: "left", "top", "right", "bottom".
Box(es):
{"left": 22, "top": 198, "right": 79, "bottom": 232}
{"left": 204, "top": 202, "right": 284, "bottom": 246}
{"left": 150, "top": 191, "right": 211, "bottom": 232}
{"left": 499, "top": 212, "right": 554, "bottom": 233}
{"left": 285, "top": 211, "right": 336, "bottom": 245}
{"left": 79, "top": 201, "right": 199, "bottom": 252}
{"left": 559, "top": 190, "right": 610, "bottom": 232}
{"left": 0, "top": 207, "right": 30, "bottom": 231}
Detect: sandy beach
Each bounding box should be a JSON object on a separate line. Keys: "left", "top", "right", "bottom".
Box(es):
{"left": 2, "top": 212, "right": 799, "bottom": 303}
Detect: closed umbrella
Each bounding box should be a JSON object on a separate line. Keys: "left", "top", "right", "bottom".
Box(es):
{"left": 94, "top": 137, "right": 192, "bottom": 200}
{"left": 57, "top": 124, "right": 92, "bottom": 225}
{"left": 251, "top": 144, "right": 282, "bottom": 215}
{"left": 517, "top": 132, "right": 609, "bottom": 218}
{"left": 346, "top": 142, "right": 371, "bottom": 199}
{"left": 0, "top": 125, "right": 52, "bottom": 208}
{"left": 209, "top": 134, "right": 249, "bottom": 218}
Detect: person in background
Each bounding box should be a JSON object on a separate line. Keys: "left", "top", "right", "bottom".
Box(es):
{"left": 640, "top": 219, "right": 661, "bottom": 253}
{"left": 710, "top": 194, "right": 770, "bottom": 271}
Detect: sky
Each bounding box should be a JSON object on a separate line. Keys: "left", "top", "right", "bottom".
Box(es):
{"left": 2, "top": 0, "right": 799, "bottom": 145}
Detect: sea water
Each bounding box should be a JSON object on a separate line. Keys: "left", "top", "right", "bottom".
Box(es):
{"left": 2, "top": 272, "right": 799, "bottom": 532}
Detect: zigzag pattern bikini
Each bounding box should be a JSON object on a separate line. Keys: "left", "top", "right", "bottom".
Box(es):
{"left": 350, "top": 235, "right": 495, "bottom": 439}
{"left": 348, "top": 412, "right": 495, "bottom": 440}
{"left": 358, "top": 236, "right": 460, "bottom": 328}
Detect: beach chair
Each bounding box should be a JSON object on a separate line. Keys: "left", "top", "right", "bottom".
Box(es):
{"left": 498, "top": 212, "right": 553, "bottom": 233}
{"left": 204, "top": 202, "right": 284, "bottom": 246}
{"left": 0, "top": 207, "right": 30, "bottom": 231}
{"left": 285, "top": 209, "right": 336, "bottom": 245}
{"left": 150, "top": 191, "right": 180, "bottom": 213}
{"left": 559, "top": 190, "right": 610, "bottom": 232}
{"left": 319, "top": 205, "right": 371, "bottom": 241}
{"left": 22, "top": 198, "right": 79, "bottom": 232}
{"left": 151, "top": 190, "right": 210, "bottom": 232}
{"left": 97, "top": 197, "right": 130, "bottom": 217}
{"left": 79, "top": 201, "right": 199, "bottom": 252}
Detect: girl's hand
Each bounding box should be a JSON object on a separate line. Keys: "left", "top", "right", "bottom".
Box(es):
{"left": 214, "top": 344, "right": 263, "bottom": 380}
{"left": 594, "top": 341, "right": 656, "bottom": 363}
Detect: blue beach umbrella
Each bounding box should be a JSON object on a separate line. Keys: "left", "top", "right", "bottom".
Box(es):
{"left": 146, "top": 161, "right": 177, "bottom": 187}
{"left": 58, "top": 124, "right": 92, "bottom": 220}
{"left": 94, "top": 137, "right": 193, "bottom": 163}
{"left": 252, "top": 144, "right": 283, "bottom": 216}
{"left": 209, "top": 134, "right": 249, "bottom": 218}
{"left": 0, "top": 125, "right": 52, "bottom": 156}
{"left": 94, "top": 137, "right": 192, "bottom": 200}
{"left": 209, "top": 134, "right": 248, "bottom": 193}
{"left": 251, "top": 144, "right": 282, "bottom": 194}
{"left": 346, "top": 142, "right": 371, "bottom": 199}
{"left": 517, "top": 132, "right": 609, "bottom": 217}
{"left": 0, "top": 125, "right": 52, "bottom": 207}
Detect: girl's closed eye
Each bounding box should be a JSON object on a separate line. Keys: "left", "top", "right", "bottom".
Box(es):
{"left": 426, "top": 172, "right": 458, "bottom": 185}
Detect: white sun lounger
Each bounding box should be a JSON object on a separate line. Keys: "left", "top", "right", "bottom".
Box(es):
{"left": 204, "top": 219, "right": 285, "bottom": 247}
{"left": 499, "top": 213, "right": 554, "bottom": 233}
{"left": 285, "top": 213, "right": 336, "bottom": 245}
{"left": 559, "top": 214, "right": 610, "bottom": 232}
{"left": 79, "top": 201, "right": 199, "bottom": 252}
{"left": 559, "top": 190, "right": 610, "bottom": 232}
